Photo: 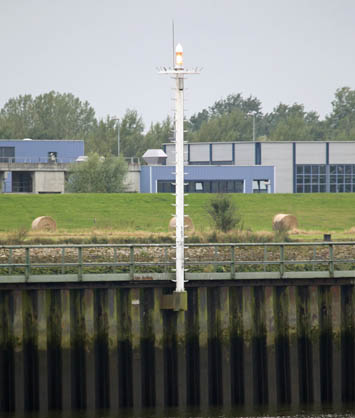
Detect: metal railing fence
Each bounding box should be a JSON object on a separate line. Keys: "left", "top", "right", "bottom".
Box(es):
{"left": 0, "top": 157, "right": 74, "bottom": 164}
{"left": 0, "top": 242, "right": 355, "bottom": 282}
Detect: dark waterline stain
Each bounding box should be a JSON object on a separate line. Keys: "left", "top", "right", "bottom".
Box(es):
{"left": 1, "top": 405, "right": 355, "bottom": 418}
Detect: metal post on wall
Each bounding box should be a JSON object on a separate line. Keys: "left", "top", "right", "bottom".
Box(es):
{"left": 159, "top": 44, "right": 200, "bottom": 303}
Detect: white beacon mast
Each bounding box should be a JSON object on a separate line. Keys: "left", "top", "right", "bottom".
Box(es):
{"left": 159, "top": 44, "right": 200, "bottom": 296}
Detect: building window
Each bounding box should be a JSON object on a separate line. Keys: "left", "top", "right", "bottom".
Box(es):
{"left": 157, "top": 180, "right": 244, "bottom": 193}
{"left": 209, "top": 180, "right": 243, "bottom": 193}
{"left": 157, "top": 181, "right": 189, "bottom": 193}
{"left": 195, "top": 182, "right": 204, "bottom": 192}
{"left": 157, "top": 181, "right": 175, "bottom": 193}
{"left": 297, "top": 164, "right": 355, "bottom": 193}
{"left": 12, "top": 172, "right": 32, "bottom": 192}
{"left": 296, "top": 165, "right": 326, "bottom": 193}
{"left": 253, "top": 179, "right": 270, "bottom": 193}
{"left": 329, "top": 164, "right": 355, "bottom": 193}
{"left": 0, "top": 147, "right": 15, "bottom": 163}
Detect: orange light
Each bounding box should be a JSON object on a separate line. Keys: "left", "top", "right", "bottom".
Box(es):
{"left": 175, "top": 43, "right": 183, "bottom": 68}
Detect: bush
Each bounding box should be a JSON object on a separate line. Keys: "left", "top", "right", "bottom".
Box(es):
{"left": 207, "top": 194, "right": 242, "bottom": 233}
{"left": 66, "top": 153, "right": 128, "bottom": 193}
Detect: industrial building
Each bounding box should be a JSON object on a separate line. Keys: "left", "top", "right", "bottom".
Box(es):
{"left": 140, "top": 141, "right": 355, "bottom": 194}
{"left": 0, "top": 140, "right": 84, "bottom": 193}
{"left": 2, "top": 139, "right": 355, "bottom": 195}
{"left": 0, "top": 139, "right": 141, "bottom": 194}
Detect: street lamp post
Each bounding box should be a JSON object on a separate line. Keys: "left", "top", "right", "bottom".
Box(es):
{"left": 252, "top": 113, "right": 256, "bottom": 142}
{"left": 247, "top": 112, "right": 257, "bottom": 142}
{"left": 112, "top": 118, "right": 120, "bottom": 156}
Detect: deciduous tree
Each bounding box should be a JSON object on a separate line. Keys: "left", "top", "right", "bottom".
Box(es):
{"left": 119, "top": 109, "right": 145, "bottom": 157}
{"left": 326, "top": 87, "right": 355, "bottom": 140}
{"left": 144, "top": 116, "right": 172, "bottom": 150}
{"left": 0, "top": 91, "right": 96, "bottom": 140}
{"left": 85, "top": 117, "right": 118, "bottom": 156}
{"left": 265, "top": 103, "right": 325, "bottom": 141}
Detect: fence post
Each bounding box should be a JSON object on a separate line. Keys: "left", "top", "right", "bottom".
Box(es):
{"left": 164, "top": 247, "right": 168, "bottom": 277}
{"left": 61, "top": 248, "right": 65, "bottom": 275}
{"left": 312, "top": 245, "right": 317, "bottom": 271}
{"left": 78, "top": 247, "right": 83, "bottom": 281}
{"left": 264, "top": 245, "right": 267, "bottom": 272}
{"left": 114, "top": 247, "right": 118, "bottom": 273}
{"left": 214, "top": 245, "right": 218, "bottom": 272}
{"left": 230, "top": 245, "right": 235, "bottom": 279}
{"left": 25, "top": 247, "right": 30, "bottom": 281}
{"left": 329, "top": 244, "right": 334, "bottom": 277}
{"left": 9, "top": 248, "right": 13, "bottom": 275}
{"left": 280, "top": 245, "right": 285, "bottom": 278}
{"left": 130, "top": 246, "right": 135, "bottom": 280}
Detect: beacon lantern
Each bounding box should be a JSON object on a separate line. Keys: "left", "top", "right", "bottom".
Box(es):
{"left": 175, "top": 43, "right": 183, "bottom": 69}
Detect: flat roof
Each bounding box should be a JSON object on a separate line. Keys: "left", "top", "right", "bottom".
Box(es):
{"left": 163, "top": 140, "right": 355, "bottom": 145}
{"left": 0, "top": 139, "right": 84, "bottom": 142}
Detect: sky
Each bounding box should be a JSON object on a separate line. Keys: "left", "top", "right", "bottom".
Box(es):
{"left": 1, "top": 0, "right": 355, "bottom": 128}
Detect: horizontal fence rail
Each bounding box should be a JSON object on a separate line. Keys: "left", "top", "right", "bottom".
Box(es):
{"left": 1, "top": 242, "right": 355, "bottom": 283}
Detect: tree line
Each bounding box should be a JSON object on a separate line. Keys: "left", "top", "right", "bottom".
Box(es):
{"left": 0, "top": 87, "right": 355, "bottom": 158}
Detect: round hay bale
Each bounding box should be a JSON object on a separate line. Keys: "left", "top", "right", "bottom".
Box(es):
{"left": 272, "top": 214, "right": 298, "bottom": 231}
{"left": 31, "top": 216, "right": 56, "bottom": 232}
{"left": 168, "top": 216, "right": 195, "bottom": 233}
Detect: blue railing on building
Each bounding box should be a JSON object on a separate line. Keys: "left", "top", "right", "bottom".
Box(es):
{"left": 0, "top": 157, "right": 76, "bottom": 164}
{"left": 0, "top": 156, "right": 141, "bottom": 165}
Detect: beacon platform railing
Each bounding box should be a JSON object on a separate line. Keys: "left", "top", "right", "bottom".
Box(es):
{"left": 0, "top": 242, "right": 355, "bottom": 283}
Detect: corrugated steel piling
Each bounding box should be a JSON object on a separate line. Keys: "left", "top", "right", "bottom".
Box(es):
{"left": 0, "top": 279, "right": 354, "bottom": 411}
{"left": 60, "top": 289, "right": 71, "bottom": 410}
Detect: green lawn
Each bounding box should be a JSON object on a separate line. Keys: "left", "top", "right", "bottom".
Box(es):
{"left": 1, "top": 193, "right": 355, "bottom": 234}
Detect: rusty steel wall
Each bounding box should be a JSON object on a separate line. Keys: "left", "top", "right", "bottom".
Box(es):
{"left": 0, "top": 282, "right": 352, "bottom": 412}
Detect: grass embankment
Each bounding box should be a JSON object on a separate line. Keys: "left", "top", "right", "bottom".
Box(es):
{"left": 1, "top": 193, "right": 355, "bottom": 242}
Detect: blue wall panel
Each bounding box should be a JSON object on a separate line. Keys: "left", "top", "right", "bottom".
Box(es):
{"left": 0, "top": 140, "right": 84, "bottom": 163}
{"left": 141, "top": 165, "right": 274, "bottom": 193}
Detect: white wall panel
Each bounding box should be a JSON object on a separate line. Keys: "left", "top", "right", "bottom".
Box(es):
{"left": 190, "top": 144, "right": 210, "bottom": 162}
{"left": 262, "top": 143, "right": 293, "bottom": 193}
{"left": 212, "top": 143, "right": 233, "bottom": 161}
{"left": 234, "top": 143, "right": 254, "bottom": 165}
{"left": 165, "top": 144, "right": 175, "bottom": 165}
{"left": 296, "top": 143, "right": 326, "bottom": 164}
{"left": 329, "top": 143, "right": 355, "bottom": 164}
{"left": 165, "top": 144, "right": 187, "bottom": 165}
